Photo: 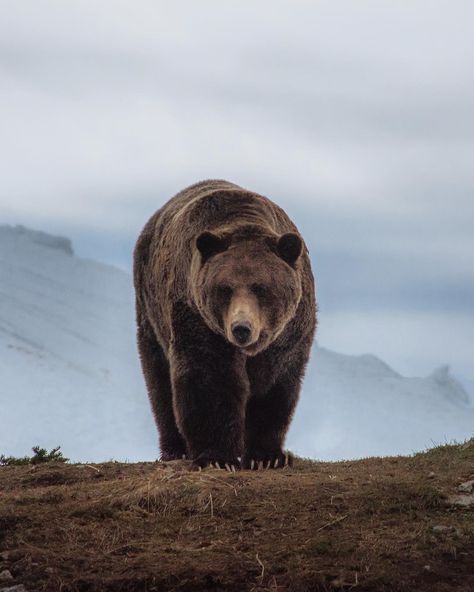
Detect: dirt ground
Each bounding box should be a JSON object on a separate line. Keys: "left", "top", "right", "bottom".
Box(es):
{"left": 0, "top": 441, "right": 473, "bottom": 592}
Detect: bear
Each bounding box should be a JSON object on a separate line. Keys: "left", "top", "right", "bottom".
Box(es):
{"left": 133, "top": 179, "right": 316, "bottom": 470}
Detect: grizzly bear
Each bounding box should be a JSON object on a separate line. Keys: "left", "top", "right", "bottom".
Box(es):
{"left": 133, "top": 180, "right": 316, "bottom": 470}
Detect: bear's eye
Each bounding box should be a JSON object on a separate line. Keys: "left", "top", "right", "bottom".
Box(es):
{"left": 216, "top": 285, "right": 233, "bottom": 299}
{"left": 251, "top": 284, "right": 268, "bottom": 299}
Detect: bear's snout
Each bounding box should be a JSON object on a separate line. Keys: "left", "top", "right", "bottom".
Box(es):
{"left": 225, "top": 290, "right": 261, "bottom": 349}
{"left": 231, "top": 320, "right": 252, "bottom": 345}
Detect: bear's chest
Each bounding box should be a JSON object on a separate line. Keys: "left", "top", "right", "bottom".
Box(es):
{"left": 246, "top": 351, "right": 283, "bottom": 396}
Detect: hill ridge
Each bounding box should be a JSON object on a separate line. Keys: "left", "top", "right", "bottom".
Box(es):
{"left": 0, "top": 441, "right": 473, "bottom": 591}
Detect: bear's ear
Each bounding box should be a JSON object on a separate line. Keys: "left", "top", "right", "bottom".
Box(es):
{"left": 277, "top": 233, "right": 303, "bottom": 266}
{"left": 196, "top": 231, "right": 229, "bottom": 262}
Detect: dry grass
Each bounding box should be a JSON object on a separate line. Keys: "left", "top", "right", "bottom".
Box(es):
{"left": 0, "top": 441, "right": 473, "bottom": 591}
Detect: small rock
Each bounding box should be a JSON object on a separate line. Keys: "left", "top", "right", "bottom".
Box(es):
{"left": 0, "top": 552, "right": 8, "bottom": 562}
{"left": 427, "top": 471, "right": 435, "bottom": 479}
{"left": 423, "top": 565, "right": 431, "bottom": 571}
{"left": 458, "top": 480, "right": 474, "bottom": 493}
{"left": 0, "top": 585, "right": 28, "bottom": 592}
{"left": 432, "top": 525, "right": 453, "bottom": 533}
{"left": 448, "top": 493, "right": 474, "bottom": 507}
{"left": 0, "top": 571, "right": 13, "bottom": 581}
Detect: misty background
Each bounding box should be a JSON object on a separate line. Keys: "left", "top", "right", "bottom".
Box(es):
{"left": 0, "top": 1, "right": 473, "bottom": 460}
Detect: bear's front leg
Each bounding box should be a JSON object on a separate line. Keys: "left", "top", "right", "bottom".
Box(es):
{"left": 243, "top": 364, "right": 303, "bottom": 470}
{"left": 170, "top": 303, "right": 249, "bottom": 471}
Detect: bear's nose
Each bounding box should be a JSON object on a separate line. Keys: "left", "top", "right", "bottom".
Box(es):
{"left": 231, "top": 321, "right": 252, "bottom": 345}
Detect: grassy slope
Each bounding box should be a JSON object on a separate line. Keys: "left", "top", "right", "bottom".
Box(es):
{"left": 0, "top": 442, "right": 473, "bottom": 592}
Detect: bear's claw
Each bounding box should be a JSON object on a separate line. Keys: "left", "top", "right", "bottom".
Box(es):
{"left": 243, "top": 451, "right": 293, "bottom": 470}
{"left": 191, "top": 456, "right": 241, "bottom": 472}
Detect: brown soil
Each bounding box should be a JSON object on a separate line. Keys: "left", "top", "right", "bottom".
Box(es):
{"left": 0, "top": 441, "right": 473, "bottom": 592}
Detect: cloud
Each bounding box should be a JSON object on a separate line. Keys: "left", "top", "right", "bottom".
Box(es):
{"left": 1, "top": 0, "right": 473, "bottom": 376}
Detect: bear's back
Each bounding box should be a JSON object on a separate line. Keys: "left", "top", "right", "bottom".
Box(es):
{"left": 159, "top": 179, "right": 295, "bottom": 240}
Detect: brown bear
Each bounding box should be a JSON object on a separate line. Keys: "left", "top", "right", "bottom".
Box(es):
{"left": 133, "top": 180, "right": 316, "bottom": 470}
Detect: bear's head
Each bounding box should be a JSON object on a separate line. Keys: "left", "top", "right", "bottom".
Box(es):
{"left": 191, "top": 226, "right": 303, "bottom": 356}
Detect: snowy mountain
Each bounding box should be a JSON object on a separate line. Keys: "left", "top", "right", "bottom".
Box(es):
{"left": 0, "top": 224, "right": 156, "bottom": 462}
{"left": 1, "top": 225, "right": 473, "bottom": 462}
{"left": 289, "top": 348, "right": 473, "bottom": 461}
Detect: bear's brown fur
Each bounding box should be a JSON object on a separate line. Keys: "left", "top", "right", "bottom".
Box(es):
{"left": 133, "top": 180, "right": 316, "bottom": 470}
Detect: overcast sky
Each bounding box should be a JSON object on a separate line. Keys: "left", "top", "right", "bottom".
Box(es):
{"left": 1, "top": 1, "right": 473, "bottom": 380}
